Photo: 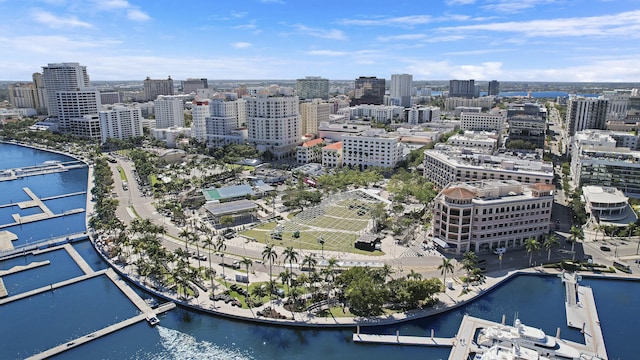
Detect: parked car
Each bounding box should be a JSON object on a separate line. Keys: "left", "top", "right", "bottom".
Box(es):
{"left": 600, "top": 246, "right": 611, "bottom": 252}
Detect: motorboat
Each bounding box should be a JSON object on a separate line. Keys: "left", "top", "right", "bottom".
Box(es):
{"left": 473, "top": 344, "right": 551, "bottom": 360}
{"left": 146, "top": 314, "right": 160, "bottom": 326}
{"left": 476, "top": 319, "right": 582, "bottom": 359}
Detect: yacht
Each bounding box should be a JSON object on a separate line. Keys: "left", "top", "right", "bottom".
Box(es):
{"left": 476, "top": 319, "right": 583, "bottom": 359}
{"left": 474, "top": 344, "right": 551, "bottom": 360}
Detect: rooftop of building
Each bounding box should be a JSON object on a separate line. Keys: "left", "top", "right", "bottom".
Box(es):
{"left": 582, "top": 185, "right": 628, "bottom": 204}
{"left": 425, "top": 148, "right": 554, "bottom": 175}
{"left": 202, "top": 184, "right": 254, "bottom": 201}
{"left": 323, "top": 142, "right": 342, "bottom": 150}
{"left": 301, "top": 138, "right": 324, "bottom": 147}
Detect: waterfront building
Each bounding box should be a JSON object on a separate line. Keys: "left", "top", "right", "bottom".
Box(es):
{"left": 144, "top": 76, "right": 174, "bottom": 101}
{"left": 99, "top": 104, "right": 143, "bottom": 143}
{"left": 582, "top": 185, "right": 637, "bottom": 225}
{"left": 341, "top": 129, "right": 403, "bottom": 169}
{"left": 566, "top": 95, "right": 609, "bottom": 135}
{"left": 321, "top": 141, "right": 343, "bottom": 168}
{"left": 296, "top": 76, "right": 329, "bottom": 100}
{"left": 352, "top": 76, "right": 385, "bottom": 105}
{"left": 296, "top": 138, "right": 325, "bottom": 164}
{"left": 570, "top": 129, "right": 640, "bottom": 198}
{"left": 390, "top": 74, "right": 413, "bottom": 108}
{"left": 488, "top": 80, "right": 500, "bottom": 96}
{"left": 55, "top": 90, "right": 102, "bottom": 136}
{"left": 460, "top": 110, "right": 506, "bottom": 132}
{"left": 300, "top": 100, "right": 331, "bottom": 135}
{"left": 181, "top": 78, "right": 208, "bottom": 94}
{"left": 154, "top": 95, "right": 184, "bottom": 129}
{"left": 246, "top": 95, "right": 301, "bottom": 159}
{"left": 423, "top": 148, "right": 554, "bottom": 189}
{"left": 432, "top": 180, "right": 554, "bottom": 254}
{"left": 449, "top": 79, "right": 476, "bottom": 98}
{"left": 69, "top": 114, "right": 101, "bottom": 141}
{"left": 42, "top": 62, "right": 90, "bottom": 119}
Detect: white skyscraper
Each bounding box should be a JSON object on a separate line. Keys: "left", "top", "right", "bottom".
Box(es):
{"left": 55, "top": 89, "right": 101, "bottom": 135}
{"left": 247, "top": 95, "right": 301, "bottom": 159}
{"left": 154, "top": 95, "right": 184, "bottom": 129}
{"left": 191, "top": 99, "right": 210, "bottom": 142}
{"left": 99, "top": 104, "right": 144, "bottom": 143}
{"left": 42, "top": 62, "right": 97, "bottom": 133}
{"left": 390, "top": 74, "right": 413, "bottom": 108}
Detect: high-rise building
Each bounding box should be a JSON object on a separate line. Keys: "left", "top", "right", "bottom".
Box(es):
{"left": 42, "top": 62, "right": 90, "bottom": 120}
{"left": 247, "top": 95, "right": 301, "bottom": 159}
{"left": 144, "top": 76, "right": 174, "bottom": 101}
{"left": 296, "top": 76, "right": 329, "bottom": 100}
{"left": 299, "top": 100, "right": 331, "bottom": 135}
{"left": 154, "top": 95, "right": 184, "bottom": 129}
{"left": 205, "top": 98, "right": 246, "bottom": 147}
{"left": 352, "top": 76, "right": 385, "bottom": 105}
{"left": 191, "top": 99, "right": 210, "bottom": 142}
{"left": 390, "top": 74, "right": 413, "bottom": 108}
{"left": 181, "top": 78, "right": 208, "bottom": 94}
{"left": 341, "top": 129, "right": 403, "bottom": 169}
{"left": 99, "top": 104, "right": 144, "bottom": 143}
{"left": 566, "top": 96, "right": 609, "bottom": 135}
{"left": 432, "top": 180, "right": 554, "bottom": 254}
{"left": 100, "top": 92, "right": 121, "bottom": 105}
{"left": 55, "top": 89, "right": 101, "bottom": 135}
{"left": 449, "top": 79, "right": 476, "bottom": 98}
{"left": 8, "top": 83, "right": 37, "bottom": 109}
{"left": 488, "top": 80, "right": 500, "bottom": 96}
{"left": 32, "top": 72, "right": 48, "bottom": 114}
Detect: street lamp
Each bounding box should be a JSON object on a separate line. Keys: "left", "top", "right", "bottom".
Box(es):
{"left": 319, "top": 237, "right": 325, "bottom": 258}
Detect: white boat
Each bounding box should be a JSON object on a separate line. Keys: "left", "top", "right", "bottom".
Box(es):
{"left": 146, "top": 314, "right": 160, "bottom": 326}
{"left": 474, "top": 344, "right": 551, "bottom": 360}
{"left": 476, "top": 319, "right": 583, "bottom": 360}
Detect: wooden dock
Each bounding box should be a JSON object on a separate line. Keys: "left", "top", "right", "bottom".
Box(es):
{"left": 104, "top": 268, "right": 153, "bottom": 313}
{"left": 0, "top": 260, "right": 50, "bottom": 277}
{"left": 25, "top": 302, "right": 176, "bottom": 360}
{"left": 63, "top": 243, "right": 93, "bottom": 274}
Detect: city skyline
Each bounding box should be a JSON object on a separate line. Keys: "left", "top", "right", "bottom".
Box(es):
{"left": 1, "top": 0, "right": 640, "bottom": 82}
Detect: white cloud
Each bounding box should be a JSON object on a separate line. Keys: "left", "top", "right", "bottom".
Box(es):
{"left": 231, "top": 42, "right": 252, "bottom": 49}
{"left": 446, "top": 0, "right": 476, "bottom": 5}
{"left": 438, "top": 10, "right": 640, "bottom": 38}
{"left": 289, "top": 24, "right": 346, "bottom": 40}
{"left": 305, "top": 50, "right": 348, "bottom": 56}
{"left": 481, "top": 0, "right": 557, "bottom": 13}
{"left": 339, "top": 15, "right": 432, "bottom": 27}
{"left": 377, "top": 34, "right": 427, "bottom": 42}
{"left": 126, "top": 9, "right": 150, "bottom": 22}
{"left": 95, "top": 0, "right": 130, "bottom": 10}
{"left": 31, "top": 9, "right": 92, "bottom": 28}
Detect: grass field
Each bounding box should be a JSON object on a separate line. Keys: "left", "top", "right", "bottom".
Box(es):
{"left": 240, "top": 191, "right": 385, "bottom": 255}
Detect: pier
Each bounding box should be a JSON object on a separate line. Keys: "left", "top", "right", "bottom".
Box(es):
{"left": 0, "top": 260, "right": 50, "bottom": 298}
{"left": 0, "top": 232, "right": 88, "bottom": 259}
{"left": 0, "top": 160, "right": 86, "bottom": 182}
{"left": 0, "top": 187, "right": 84, "bottom": 230}
{"left": 0, "top": 239, "right": 176, "bottom": 359}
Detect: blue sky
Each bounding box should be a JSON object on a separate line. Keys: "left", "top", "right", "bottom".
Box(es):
{"left": 1, "top": 0, "right": 640, "bottom": 82}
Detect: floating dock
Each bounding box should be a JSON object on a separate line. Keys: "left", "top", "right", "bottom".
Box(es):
{"left": 0, "top": 187, "right": 84, "bottom": 230}
{"left": 0, "top": 160, "right": 85, "bottom": 182}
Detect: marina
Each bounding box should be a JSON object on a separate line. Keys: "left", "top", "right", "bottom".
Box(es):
{"left": 354, "top": 272, "right": 608, "bottom": 360}
{"left": 0, "top": 187, "right": 85, "bottom": 230}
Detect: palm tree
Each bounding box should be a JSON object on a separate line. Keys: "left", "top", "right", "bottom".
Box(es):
{"left": 438, "top": 258, "right": 454, "bottom": 292}
{"left": 179, "top": 228, "right": 192, "bottom": 253}
{"left": 569, "top": 225, "right": 584, "bottom": 260}
{"left": 279, "top": 270, "right": 292, "bottom": 295}
{"left": 525, "top": 237, "right": 540, "bottom": 266}
{"left": 202, "top": 235, "right": 215, "bottom": 291}
{"left": 215, "top": 237, "right": 227, "bottom": 279}
{"left": 262, "top": 244, "right": 278, "bottom": 302}
{"left": 544, "top": 234, "right": 559, "bottom": 262}
{"left": 406, "top": 269, "right": 422, "bottom": 281}
{"left": 378, "top": 263, "right": 394, "bottom": 283}
{"left": 282, "top": 246, "right": 299, "bottom": 271}
{"left": 302, "top": 254, "right": 317, "bottom": 272}
{"left": 240, "top": 257, "right": 253, "bottom": 298}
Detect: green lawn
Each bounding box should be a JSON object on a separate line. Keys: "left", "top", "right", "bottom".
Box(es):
{"left": 117, "top": 166, "right": 127, "bottom": 181}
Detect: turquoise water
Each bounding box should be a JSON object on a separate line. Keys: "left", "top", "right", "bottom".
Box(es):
{"left": 0, "top": 142, "right": 636, "bottom": 360}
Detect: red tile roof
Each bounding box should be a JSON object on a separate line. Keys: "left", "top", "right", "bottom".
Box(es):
{"left": 323, "top": 142, "right": 342, "bottom": 150}
{"left": 302, "top": 138, "right": 324, "bottom": 147}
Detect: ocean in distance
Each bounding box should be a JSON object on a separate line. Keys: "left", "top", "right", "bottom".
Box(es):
{"left": 0, "top": 143, "right": 636, "bottom": 359}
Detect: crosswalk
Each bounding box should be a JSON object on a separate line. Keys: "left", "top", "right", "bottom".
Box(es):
{"left": 400, "top": 248, "right": 444, "bottom": 258}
